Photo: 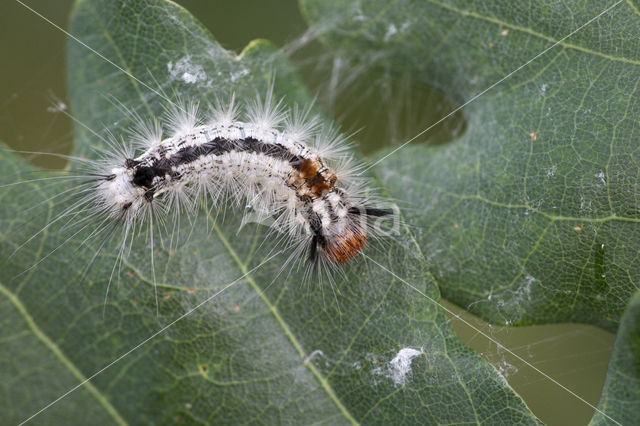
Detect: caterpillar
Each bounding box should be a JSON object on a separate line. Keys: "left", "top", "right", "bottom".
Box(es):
{"left": 45, "top": 90, "right": 392, "bottom": 285}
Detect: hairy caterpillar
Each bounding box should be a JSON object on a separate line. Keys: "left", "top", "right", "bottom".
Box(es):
{"left": 15, "top": 89, "right": 392, "bottom": 287}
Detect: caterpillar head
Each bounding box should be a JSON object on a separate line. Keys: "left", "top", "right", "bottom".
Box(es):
{"left": 308, "top": 197, "right": 392, "bottom": 265}
{"left": 320, "top": 221, "right": 368, "bottom": 264}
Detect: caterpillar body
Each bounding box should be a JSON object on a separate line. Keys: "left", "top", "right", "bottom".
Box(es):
{"left": 84, "top": 94, "right": 390, "bottom": 276}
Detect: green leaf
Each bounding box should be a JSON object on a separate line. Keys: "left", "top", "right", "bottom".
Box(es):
{"left": 0, "top": 0, "right": 540, "bottom": 424}
{"left": 301, "top": 0, "right": 640, "bottom": 331}
{"left": 592, "top": 290, "right": 640, "bottom": 425}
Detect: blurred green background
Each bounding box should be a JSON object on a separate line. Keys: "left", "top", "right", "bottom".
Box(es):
{"left": 0, "top": 1, "right": 616, "bottom": 425}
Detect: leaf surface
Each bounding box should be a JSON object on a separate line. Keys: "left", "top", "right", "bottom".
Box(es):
{"left": 0, "top": 0, "right": 540, "bottom": 424}
{"left": 301, "top": 0, "right": 640, "bottom": 330}
{"left": 301, "top": 0, "right": 640, "bottom": 423}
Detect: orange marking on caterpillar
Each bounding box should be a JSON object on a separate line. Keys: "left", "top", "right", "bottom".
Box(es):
{"left": 325, "top": 225, "right": 367, "bottom": 264}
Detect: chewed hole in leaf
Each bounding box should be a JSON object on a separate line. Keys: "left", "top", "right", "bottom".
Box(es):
{"left": 296, "top": 59, "right": 468, "bottom": 154}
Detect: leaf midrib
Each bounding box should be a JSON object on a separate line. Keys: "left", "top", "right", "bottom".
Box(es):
{"left": 0, "top": 281, "right": 127, "bottom": 426}
{"left": 211, "top": 220, "right": 359, "bottom": 425}
{"left": 382, "top": 167, "right": 640, "bottom": 224}
{"left": 425, "top": 0, "right": 637, "bottom": 65}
